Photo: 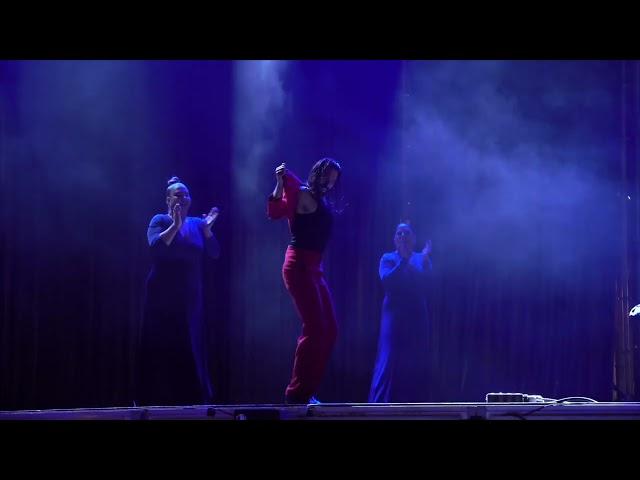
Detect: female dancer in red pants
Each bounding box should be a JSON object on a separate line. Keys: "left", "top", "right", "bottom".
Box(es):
{"left": 268, "top": 158, "right": 342, "bottom": 404}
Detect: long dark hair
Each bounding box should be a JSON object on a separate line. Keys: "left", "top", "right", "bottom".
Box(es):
{"left": 306, "top": 157, "right": 345, "bottom": 213}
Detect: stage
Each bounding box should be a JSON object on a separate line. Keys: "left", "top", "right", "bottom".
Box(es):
{"left": 2, "top": 402, "right": 640, "bottom": 420}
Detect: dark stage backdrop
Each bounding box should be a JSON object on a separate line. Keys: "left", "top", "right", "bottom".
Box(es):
{"left": 1, "top": 60, "right": 636, "bottom": 409}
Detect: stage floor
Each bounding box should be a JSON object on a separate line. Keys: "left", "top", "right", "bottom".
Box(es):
{"left": 2, "top": 402, "right": 640, "bottom": 420}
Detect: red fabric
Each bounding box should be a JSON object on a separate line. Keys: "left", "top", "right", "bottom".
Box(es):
{"left": 267, "top": 171, "right": 303, "bottom": 225}
{"left": 281, "top": 245, "right": 337, "bottom": 402}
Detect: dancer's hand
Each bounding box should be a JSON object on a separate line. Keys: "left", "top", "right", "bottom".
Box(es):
{"left": 275, "top": 163, "right": 286, "bottom": 185}
{"left": 398, "top": 245, "right": 412, "bottom": 260}
{"left": 422, "top": 239, "right": 432, "bottom": 256}
{"left": 202, "top": 207, "right": 219, "bottom": 230}
{"left": 171, "top": 203, "right": 183, "bottom": 230}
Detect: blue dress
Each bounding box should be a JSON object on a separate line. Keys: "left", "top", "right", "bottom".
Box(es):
{"left": 369, "top": 251, "right": 432, "bottom": 403}
{"left": 137, "top": 214, "right": 220, "bottom": 406}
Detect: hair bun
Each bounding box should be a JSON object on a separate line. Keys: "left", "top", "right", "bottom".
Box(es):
{"left": 167, "top": 176, "right": 181, "bottom": 186}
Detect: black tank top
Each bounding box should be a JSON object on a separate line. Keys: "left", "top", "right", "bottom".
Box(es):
{"left": 289, "top": 197, "right": 333, "bottom": 253}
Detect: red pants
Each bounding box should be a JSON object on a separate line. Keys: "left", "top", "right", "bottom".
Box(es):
{"left": 282, "top": 245, "right": 338, "bottom": 402}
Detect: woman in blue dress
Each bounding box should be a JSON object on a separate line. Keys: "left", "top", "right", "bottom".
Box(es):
{"left": 369, "top": 223, "right": 433, "bottom": 403}
{"left": 137, "top": 176, "right": 220, "bottom": 406}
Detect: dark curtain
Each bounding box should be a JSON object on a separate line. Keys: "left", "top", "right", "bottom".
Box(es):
{"left": 0, "top": 60, "right": 631, "bottom": 409}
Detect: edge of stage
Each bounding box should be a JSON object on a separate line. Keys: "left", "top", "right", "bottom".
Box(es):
{"left": 2, "top": 402, "right": 640, "bottom": 420}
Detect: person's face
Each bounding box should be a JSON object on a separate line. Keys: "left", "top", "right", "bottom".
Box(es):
{"left": 166, "top": 184, "right": 191, "bottom": 215}
{"left": 394, "top": 224, "right": 415, "bottom": 251}
{"left": 319, "top": 168, "right": 340, "bottom": 194}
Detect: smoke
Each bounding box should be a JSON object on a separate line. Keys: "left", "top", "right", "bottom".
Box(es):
{"left": 399, "top": 60, "right": 620, "bottom": 282}
{"left": 230, "top": 60, "right": 292, "bottom": 383}
{"left": 1, "top": 60, "right": 157, "bottom": 262}
{"left": 233, "top": 60, "right": 289, "bottom": 207}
